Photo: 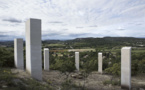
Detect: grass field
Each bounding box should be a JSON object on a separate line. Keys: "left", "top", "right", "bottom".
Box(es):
{"left": 132, "top": 49, "right": 145, "bottom": 52}
{"left": 47, "top": 44, "right": 65, "bottom": 47}
{"left": 68, "top": 49, "right": 95, "bottom": 52}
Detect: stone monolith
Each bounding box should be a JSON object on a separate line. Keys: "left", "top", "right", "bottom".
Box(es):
{"left": 14, "top": 38, "right": 24, "bottom": 69}
{"left": 25, "top": 18, "right": 42, "bottom": 81}
{"left": 44, "top": 48, "right": 49, "bottom": 71}
{"left": 75, "top": 52, "right": 79, "bottom": 71}
{"left": 98, "top": 52, "right": 103, "bottom": 74}
{"left": 121, "top": 47, "right": 131, "bottom": 90}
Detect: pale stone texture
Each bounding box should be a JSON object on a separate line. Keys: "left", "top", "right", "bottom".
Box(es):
{"left": 25, "top": 18, "right": 42, "bottom": 81}
{"left": 14, "top": 38, "right": 24, "bottom": 70}
{"left": 121, "top": 47, "right": 131, "bottom": 90}
{"left": 98, "top": 53, "right": 103, "bottom": 74}
{"left": 44, "top": 48, "right": 49, "bottom": 71}
{"left": 75, "top": 52, "right": 79, "bottom": 71}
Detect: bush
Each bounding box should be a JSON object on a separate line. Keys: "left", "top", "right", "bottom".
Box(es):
{"left": 0, "top": 48, "right": 14, "bottom": 67}
{"left": 82, "top": 59, "right": 98, "bottom": 73}
{"left": 105, "top": 63, "right": 121, "bottom": 76}
{"left": 138, "top": 60, "right": 145, "bottom": 73}
{"left": 131, "top": 60, "right": 139, "bottom": 75}
{"left": 50, "top": 59, "right": 76, "bottom": 73}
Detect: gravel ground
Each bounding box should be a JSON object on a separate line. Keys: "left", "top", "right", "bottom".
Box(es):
{"left": 11, "top": 69, "right": 145, "bottom": 90}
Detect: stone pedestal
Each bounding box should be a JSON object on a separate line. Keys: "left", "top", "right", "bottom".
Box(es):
{"left": 25, "top": 18, "right": 42, "bottom": 81}
{"left": 44, "top": 48, "right": 49, "bottom": 71}
{"left": 121, "top": 47, "right": 131, "bottom": 90}
{"left": 75, "top": 52, "right": 79, "bottom": 71}
{"left": 98, "top": 52, "right": 103, "bottom": 74}
{"left": 14, "top": 38, "right": 24, "bottom": 70}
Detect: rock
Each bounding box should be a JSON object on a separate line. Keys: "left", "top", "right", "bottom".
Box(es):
{"left": 2, "top": 85, "right": 7, "bottom": 88}
{"left": 78, "top": 76, "right": 83, "bottom": 79}
{"left": 71, "top": 75, "right": 77, "bottom": 78}
{"left": 109, "top": 84, "right": 112, "bottom": 87}
{"left": 78, "top": 73, "right": 82, "bottom": 76}
{"left": 13, "top": 78, "right": 22, "bottom": 84}
{"left": 139, "top": 88, "right": 145, "bottom": 90}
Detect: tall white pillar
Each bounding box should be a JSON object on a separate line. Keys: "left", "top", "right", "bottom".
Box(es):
{"left": 75, "top": 52, "right": 79, "bottom": 71}
{"left": 98, "top": 52, "right": 103, "bottom": 74}
{"left": 44, "top": 48, "right": 49, "bottom": 71}
{"left": 121, "top": 47, "right": 131, "bottom": 90}
{"left": 14, "top": 38, "right": 24, "bottom": 70}
{"left": 25, "top": 18, "right": 42, "bottom": 81}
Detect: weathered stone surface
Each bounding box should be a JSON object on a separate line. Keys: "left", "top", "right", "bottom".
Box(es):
{"left": 121, "top": 47, "right": 131, "bottom": 90}
{"left": 98, "top": 52, "right": 103, "bottom": 74}
{"left": 75, "top": 52, "right": 79, "bottom": 71}
{"left": 44, "top": 48, "right": 49, "bottom": 71}
{"left": 25, "top": 18, "right": 42, "bottom": 81}
{"left": 14, "top": 38, "right": 24, "bottom": 70}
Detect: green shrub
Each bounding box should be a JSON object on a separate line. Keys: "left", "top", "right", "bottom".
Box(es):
{"left": 82, "top": 59, "right": 98, "bottom": 73}
{"left": 138, "top": 60, "right": 145, "bottom": 73}
{"left": 50, "top": 59, "right": 75, "bottom": 73}
{"left": 105, "top": 63, "right": 121, "bottom": 76}
{"left": 0, "top": 48, "right": 14, "bottom": 67}
{"left": 0, "top": 68, "right": 54, "bottom": 90}
{"left": 131, "top": 60, "right": 139, "bottom": 75}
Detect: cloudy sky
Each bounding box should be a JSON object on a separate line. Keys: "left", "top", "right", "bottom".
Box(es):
{"left": 0, "top": 0, "right": 145, "bottom": 40}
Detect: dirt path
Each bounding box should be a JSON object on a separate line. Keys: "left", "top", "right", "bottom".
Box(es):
{"left": 43, "top": 71, "right": 122, "bottom": 90}
{"left": 11, "top": 69, "right": 145, "bottom": 90}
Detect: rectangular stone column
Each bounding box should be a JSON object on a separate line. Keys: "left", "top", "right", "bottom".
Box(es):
{"left": 98, "top": 52, "right": 103, "bottom": 74}
{"left": 121, "top": 47, "right": 131, "bottom": 90}
{"left": 25, "top": 18, "right": 42, "bottom": 81}
{"left": 14, "top": 38, "right": 24, "bottom": 70}
{"left": 75, "top": 52, "right": 79, "bottom": 71}
{"left": 44, "top": 48, "right": 49, "bottom": 71}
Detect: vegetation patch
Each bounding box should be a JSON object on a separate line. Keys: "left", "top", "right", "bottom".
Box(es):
{"left": 0, "top": 68, "right": 54, "bottom": 90}
{"left": 103, "top": 78, "right": 120, "bottom": 86}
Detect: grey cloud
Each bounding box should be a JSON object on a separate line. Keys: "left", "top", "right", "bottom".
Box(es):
{"left": 0, "top": 32, "right": 6, "bottom": 34}
{"left": 0, "top": 35, "right": 8, "bottom": 37}
{"left": 106, "top": 30, "right": 111, "bottom": 33}
{"left": 0, "top": 31, "right": 15, "bottom": 34}
{"left": 3, "top": 18, "right": 22, "bottom": 23}
{"left": 117, "top": 28, "right": 125, "bottom": 31}
{"left": 76, "top": 27, "right": 84, "bottom": 28}
{"left": 61, "top": 24, "right": 67, "bottom": 26}
{"left": 68, "top": 33, "right": 90, "bottom": 37}
{"left": 48, "top": 21, "right": 63, "bottom": 23}
{"left": 68, "top": 33, "right": 102, "bottom": 38}
{"left": 42, "top": 32, "right": 62, "bottom": 37}
{"left": 136, "top": 23, "right": 142, "bottom": 25}
{"left": 89, "top": 25, "right": 98, "bottom": 27}
{"left": 62, "top": 29, "right": 68, "bottom": 31}
{"left": 128, "top": 22, "right": 134, "bottom": 25}
{"left": 0, "top": 32, "right": 9, "bottom": 36}
{"left": 0, "top": 34, "right": 20, "bottom": 41}
{"left": 43, "top": 32, "right": 90, "bottom": 38}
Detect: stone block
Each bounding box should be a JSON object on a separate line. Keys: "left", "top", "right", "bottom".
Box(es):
{"left": 14, "top": 38, "right": 24, "bottom": 70}
{"left": 75, "top": 52, "right": 79, "bottom": 71}
{"left": 44, "top": 48, "right": 49, "bottom": 71}
{"left": 121, "top": 47, "right": 131, "bottom": 90}
{"left": 98, "top": 52, "right": 103, "bottom": 74}
{"left": 25, "top": 18, "right": 42, "bottom": 81}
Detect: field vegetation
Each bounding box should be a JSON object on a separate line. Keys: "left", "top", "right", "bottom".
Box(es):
{"left": 0, "top": 37, "right": 145, "bottom": 89}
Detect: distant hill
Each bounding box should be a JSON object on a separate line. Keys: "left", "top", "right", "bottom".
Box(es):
{"left": 62, "top": 37, "right": 145, "bottom": 48}
{"left": 1, "top": 37, "right": 145, "bottom": 48}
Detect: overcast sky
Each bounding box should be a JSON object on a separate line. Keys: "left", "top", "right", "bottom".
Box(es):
{"left": 0, "top": 0, "right": 145, "bottom": 40}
